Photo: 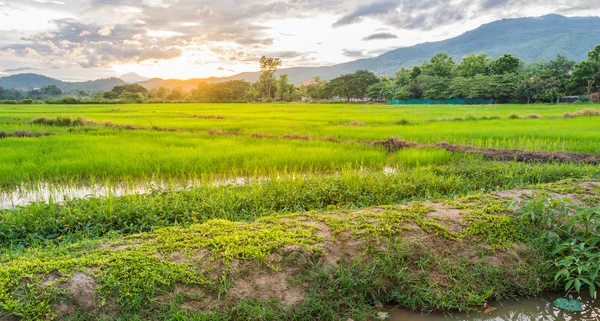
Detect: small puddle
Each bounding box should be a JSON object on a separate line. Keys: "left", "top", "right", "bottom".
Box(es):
{"left": 1, "top": 167, "right": 399, "bottom": 210}
{"left": 0, "top": 177, "right": 252, "bottom": 210}
{"left": 384, "top": 294, "right": 599, "bottom": 320}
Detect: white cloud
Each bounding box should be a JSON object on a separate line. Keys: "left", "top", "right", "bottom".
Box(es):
{"left": 97, "top": 24, "right": 116, "bottom": 36}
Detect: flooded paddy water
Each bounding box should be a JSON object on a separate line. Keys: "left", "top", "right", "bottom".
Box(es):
{"left": 385, "top": 294, "right": 599, "bottom": 321}
{"left": 0, "top": 177, "right": 251, "bottom": 210}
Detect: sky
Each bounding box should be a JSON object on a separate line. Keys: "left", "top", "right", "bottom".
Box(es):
{"left": 0, "top": 0, "right": 599, "bottom": 81}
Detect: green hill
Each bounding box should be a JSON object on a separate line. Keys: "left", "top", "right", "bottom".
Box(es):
{"left": 222, "top": 14, "right": 600, "bottom": 84}
{"left": 0, "top": 73, "right": 125, "bottom": 91}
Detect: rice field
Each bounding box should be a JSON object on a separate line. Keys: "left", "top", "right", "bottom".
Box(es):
{"left": 1, "top": 103, "right": 599, "bottom": 188}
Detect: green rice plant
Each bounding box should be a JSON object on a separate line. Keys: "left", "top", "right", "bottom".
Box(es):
{"left": 394, "top": 148, "right": 461, "bottom": 167}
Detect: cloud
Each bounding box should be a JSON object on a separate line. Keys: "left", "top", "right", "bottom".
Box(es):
{"left": 1, "top": 0, "right": 600, "bottom": 78}
{"left": 363, "top": 32, "right": 398, "bottom": 41}
{"left": 333, "top": 0, "right": 398, "bottom": 27}
{"left": 342, "top": 49, "right": 368, "bottom": 58}
{"left": 98, "top": 25, "right": 116, "bottom": 36}
{"left": 3, "top": 67, "right": 40, "bottom": 73}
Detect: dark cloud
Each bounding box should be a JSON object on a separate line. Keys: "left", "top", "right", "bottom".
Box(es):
{"left": 333, "top": 0, "right": 398, "bottom": 27}
{"left": 3, "top": 67, "right": 40, "bottom": 73}
{"left": 342, "top": 49, "right": 368, "bottom": 58}
{"left": 362, "top": 32, "right": 398, "bottom": 41}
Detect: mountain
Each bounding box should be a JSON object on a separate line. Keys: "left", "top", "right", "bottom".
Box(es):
{"left": 135, "top": 77, "right": 224, "bottom": 91}
{"left": 209, "top": 14, "right": 600, "bottom": 84}
{"left": 120, "top": 72, "right": 149, "bottom": 84}
{"left": 0, "top": 73, "right": 125, "bottom": 91}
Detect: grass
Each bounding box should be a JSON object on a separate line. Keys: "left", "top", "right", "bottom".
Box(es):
{"left": 1, "top": 160, "right": 596, "bottom": 248}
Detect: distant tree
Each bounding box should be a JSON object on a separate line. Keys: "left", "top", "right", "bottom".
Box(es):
{"left": 120, "top": 92, "right": 146, "bottom": 103}
{"left": 256, "top": 56, "right": 282, "bottom": 100}
{"left": 167, "top": 87, "right": 183, "bottom": 101}
{"left": 300, "top": 76, "right": 328, "bottom": 101}
{"left": 40, "top": 85, "right": 63, "bottom": 97}
{"left": 395, "top": 68, "right": 413, "bottom": 86}
{"left": 102, "top": 91, "right": 120, "bottom": 100}
{"left": 149, "top": 86, "right": 170, "bottom": 100}
{"left": 326, "top": 70, "right": 378, "bottom": 102}
{"left": 410, "top": 66, "right": 423, "bottom": 81}
{"left": 489, "top": 74, "right": 519, "bottom": 103}
{"left": 277, "top": 74, "right": 296, "bottom": 101}
{"left": 245, "top": 85, "right": 261, "bottom": 102}
{"left": 0, "top": 86, "right": 16, "bottom": 100}
{"left": 458, "top": 53, "right": 491, "bottom": 78}
{"left": 488, "top": 54, "right": 522, "bottom": 75}
{"left": 422, "top": 53, "right": 456, "bottom": 78}
{"left": 515, "top": 77, "right": 537, "bottom": 104}
{"left": 368, "top": 76, "right": 406, "bottom": 101}
{"left": 417, "top": 75, "right": 451, "bottom": 100}
{"left": 112, "top": 84, "right": 148, "bottom": 95}
{"left": 570, "top": 44, "right": 600, "bottom": 94}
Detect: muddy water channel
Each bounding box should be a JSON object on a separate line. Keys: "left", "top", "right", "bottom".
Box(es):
{"left": 386, "top": 294, "right": 599, "bottom": 321}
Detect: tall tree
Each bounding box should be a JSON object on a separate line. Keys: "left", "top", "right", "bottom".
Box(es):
{"left": 422, "top": 53, "right": 456, "bottom": 78}
{"left": 256, "top": 56, "right": 282, "bottom": 100}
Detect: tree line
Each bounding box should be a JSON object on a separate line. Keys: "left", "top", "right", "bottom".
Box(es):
{"left": 2, "top": 44, "right": 600, "bottom": 105}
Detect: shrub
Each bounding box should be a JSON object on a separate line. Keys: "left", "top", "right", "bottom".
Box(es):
{"left": 591, "top": 92, "right": 600, "bottom": 103}
{"left": 508, "top": 113, "right": 520, "bottom": 119}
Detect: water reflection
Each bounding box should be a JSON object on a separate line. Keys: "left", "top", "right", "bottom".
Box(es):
{"left": 0, "top": 177, "right": 252, "bottom": 210}
{"left": 387, "top": 295, "right": 599, "bottom": 321}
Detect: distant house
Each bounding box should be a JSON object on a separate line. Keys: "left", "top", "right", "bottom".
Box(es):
{"left": 301, "top": 79, "right": 317, "bottom": 87}
{"left": 12, "top": 88, "right": 28, "bottom": 92}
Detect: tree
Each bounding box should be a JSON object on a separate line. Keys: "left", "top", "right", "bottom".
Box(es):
{"left": 256, "top": 56, "right": 282, "bottom": 100}
{"left": 458, "top": 53, "right": 491, "bottom": 78}
{"left": 40, "top": 85, "right": 63, "bottom": 97}
{"left": 149, "top": 86, "right": 170, "bottom": 100}
{"left": 245, "top": 85, "right": 261, "bottom": 102}
{"left": 112, "top": 84, "right": 148, "bottom": 95}
{"left": 167, "top": 87, "right": 183, "bottom": 101}
{"left": 368, "top": 77, "right": 407, "bottom": 101}
{"left": 489, "top": 74, "right": 519, "bottom": 103}
{"left": 417, "top": 75, "right": 451, "bottom": 100}
{"left": 488, "top": 54, "right": 522, "bottom": 75}
{"left": 422, "top": 53, "right": 456, "bottom": 78}
{"left": 325, "top": 70, "right": 378, "bottom": 102}
{"left": 120, "top": 92, "right": 145, "bottom": 103}
{"left": 570, "top": 44, "right": 600, "bottom": 94}
{"left": 410, "top": 66, "right": 422, "bottom": 81}
{"left": 300, "top": 77, "right": 328, "bottom": 101}
{"left": 102, "top": 91, "right": 120, "bottom": 100}
{"left": 277, "top": 74, "right": 296, "bottom": 101}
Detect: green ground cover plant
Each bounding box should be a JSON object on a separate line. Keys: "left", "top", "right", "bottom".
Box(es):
{"left": 1, "top": 179, "right": 597, "bottom": 320}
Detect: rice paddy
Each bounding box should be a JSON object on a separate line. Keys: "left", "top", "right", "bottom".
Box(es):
{"left": 1, "top": 103, "right": 600, "bottom": 188}
{"left": 1, "top": 102, "right": 600, "bottom": 320}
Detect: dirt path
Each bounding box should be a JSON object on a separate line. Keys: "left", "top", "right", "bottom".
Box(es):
{"left": 375, "top": 137, "right": 599, "bottom": 164}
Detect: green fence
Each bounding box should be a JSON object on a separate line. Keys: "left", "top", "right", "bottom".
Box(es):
{"left": 391, "top": 98, "right": 495, "bottom": 105}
